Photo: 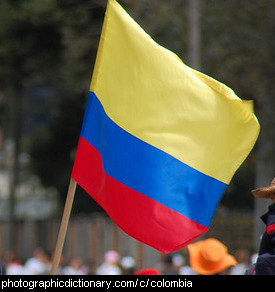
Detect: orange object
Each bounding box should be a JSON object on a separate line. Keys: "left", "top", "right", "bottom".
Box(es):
{"left": 187, "top": 238, "right": 237, "bottom": 275}
{"left": 252, "top": 178, "right": 275, "bottom": 199}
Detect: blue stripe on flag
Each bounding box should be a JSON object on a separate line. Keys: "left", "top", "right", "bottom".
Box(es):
{"left": 80, "top": 91, "right": 227, "bottom": 227}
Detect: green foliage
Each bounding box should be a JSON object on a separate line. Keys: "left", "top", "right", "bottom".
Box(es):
{"left": 0, "top": 0, "right": 63, "bottom": 88}
{"left": 26, "top": 0, "right": 106, "bottom": 212}
{"left": 0, "top": 0, "right": 106, "bottom": 212}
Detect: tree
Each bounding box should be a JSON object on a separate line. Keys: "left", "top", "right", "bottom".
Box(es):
{"left": 27, "top": 0, "right": 106, "bottom": 213}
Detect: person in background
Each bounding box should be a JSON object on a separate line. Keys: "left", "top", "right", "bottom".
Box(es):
{"left": 171, "top": 253, "right": 185, "bottom": 275}
{"left": 252, "top": 177, "right": 275, "bottom": 275}
{"left": 24, "top": 248, "right": 52, "bottom": 275}
{"left": 63, "top": 256, "right": 88, "bottom": 275}
{"left": 160, "top": 254, "right": 178, "bottom": 275}
{"left": 187, "top": 238, "right": 237, "bottom": 275}
{"left": 4, "top": 251, "right": 25, "bottom": 275}
{"left": 178, "top": 249, "right": 198, "bottom": 275}
{"left": 121, "top": 256, "right": 136, "bottom": 275}
{"left": 229, "top": 249, "right": 250, "bottom": 275}
{"left": 96, "top": 250, "right": 122, "bottom": 275}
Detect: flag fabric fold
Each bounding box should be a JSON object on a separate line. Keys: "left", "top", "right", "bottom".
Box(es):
{"left": 72, "top": 0, "right": 260, "bottom": 253}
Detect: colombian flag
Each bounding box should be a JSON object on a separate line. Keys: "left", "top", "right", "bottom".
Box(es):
{"left": 72, "top": 0, "right": 260, "bottom": 253}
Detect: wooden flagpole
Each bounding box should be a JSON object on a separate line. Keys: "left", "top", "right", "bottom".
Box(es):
{"left": 50, "top": 177, "right": 77, "bottom": 275}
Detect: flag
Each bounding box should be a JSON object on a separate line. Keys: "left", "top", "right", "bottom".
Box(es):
{"left": 72, "top": 0, "right": 260, "bottom": 253}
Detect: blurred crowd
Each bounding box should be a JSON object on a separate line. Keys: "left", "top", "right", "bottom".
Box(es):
{"left": 0, "top": 239, "right": 258, "bottom": 275}
{"left": 1, "top": 174, "right": 273, "bottom": 275}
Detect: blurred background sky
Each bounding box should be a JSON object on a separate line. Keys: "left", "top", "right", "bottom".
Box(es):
{"left": 0, "top": 0, "right": 274, "bottom": 266}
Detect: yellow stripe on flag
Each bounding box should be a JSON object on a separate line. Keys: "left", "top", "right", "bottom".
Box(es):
{"left": 90, "top": 0, "right": 260, "bottom": 184}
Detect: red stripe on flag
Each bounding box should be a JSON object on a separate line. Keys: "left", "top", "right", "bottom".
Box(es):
{"left": 72, "top": 137, "right": 208, "bottom": 253}
{"left": 267, "top": 224, "right": 275, "bottom": 235}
